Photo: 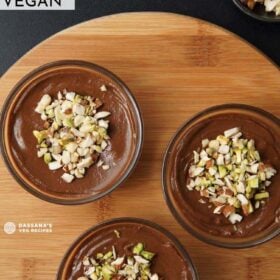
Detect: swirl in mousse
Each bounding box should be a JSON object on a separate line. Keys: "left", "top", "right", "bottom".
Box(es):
{"left": 0, "top": 61, "right": 143, "bottom": 204}
{"left": 163, "top": 104, "right": 280, "bottom": 248}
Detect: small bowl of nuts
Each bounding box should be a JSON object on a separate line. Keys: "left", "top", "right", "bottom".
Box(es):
{"left": 57, "top": 218, "right": 199, "bottom": 279}
{"left": 0, "top": 60, "right": 143, "bottom": 204}
{"left": 233, "top": 0, "right": 280, "bottom": 22}
{"left": 163, "top": 104, "right": 280, "bottom": 248}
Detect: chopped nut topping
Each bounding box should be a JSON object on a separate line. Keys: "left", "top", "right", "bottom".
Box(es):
{"left": 100, "top": 84, "right": 107, "bottom": 92}
{"left": 243, "top": 0, "right": 280, "bottom": 16}
{"left": 186, "top": 127, "right": 277, "bottom": 224}
{"left": 79, "top": 241, "right": 160, "bottom": 280}
{"left": 33, "top": 91, "right": 112, "bottom": 183}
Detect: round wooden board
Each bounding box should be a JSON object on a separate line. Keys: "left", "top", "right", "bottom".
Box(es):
{"left": 0, "top": 12, "right": 279, "bottom": 280}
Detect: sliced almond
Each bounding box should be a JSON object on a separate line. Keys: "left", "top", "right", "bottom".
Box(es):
{"left": 62, "top": 150, "right": 71, "bottom": 165}
{"left": 218, "top": 144, "right": 230, "bottom": 154}
{"left": 229, "top": 213, "right": 243, "bottom": 224}
{"left": 35, "top": 94, "right": 52, "bottom": 113}
{"left": 224, "top": 127, "right": 240, "bottom": 138}
{"left": 48, "top": 161, "right": 62, "bottom": 170}
{"left": 202, "top": 139, "right": 209, "bottom": 148}
{"left": 73, "top": 103, "right": 85, "bottom": 115}
{"left": 94, "top": 111, "right": 111, "bottom": 119}
{"left": 102, "top": 165, "right": 110, "bottom": 170}
{"left": 134, "top": 255, "right": 149, "bottom": 264}
{"left": 77, "top": 157, "right": 93, "bottom": 169}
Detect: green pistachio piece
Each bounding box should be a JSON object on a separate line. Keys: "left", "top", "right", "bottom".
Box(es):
{"left": 96, "top": 253, "right": 103, "bottom": 259}
{"left": 234, "top": 149, "right": 242, "bottom": 163}
{"left": 33, "top": 130, "right": 47, "bottom": 144}
{"left": 54, "top": 106, "right": 63, "bottom": 126}
{"left": 242, "top": 148, "right": 248, "bottom": 155}
{"left": 233, "top": 199, "right": 241, "bottom": 209}
{"left": 98, "top": 127, "right": 107, "bottom": 138}
{"left": 226, "top": 164, "right": 233, "bottom": 171}
{"left": 247, "top": 139, "right": 255, "bottom": 149}
{"left": 52, "top": 121, "right": 59, "bottom": 130}
{"left": 217, "top": 135, "right": 229, "bottom": 145}
{"left": 59, "top": 138, "right": 74, "bottom": 146}
{"left": 141, "top": 266, "right": 151, "bottom": 276}
{"left": 93, "top": 145, "right": 102, "bottom": 153}
{"left": 43, "top": 153, "right": 52, "bottom": 164}
{"left": 102, "top": 264, "right": 114, "bottom": 280}
{"left": 63, "top": 118, "right": 74, "bottom": 128}
{"left": 46, "top": 108, "right": 54, "bottom": 118}
{"left": 200, "top": 178, "right": 210, "bottom": 186}
{"left": 40, "top": 142, "right": 48, "bottom": 148}
{"left": 254, "top": 151, "right": 260, "bottom": 161}
{"left": 242, "top": 201, "right": 254, "bottom": 215}
{"left": 247, "top": 177, "right": 259, "bottom": 189}
{"left": 74, "top": 94, "right": 82, "bottom": 103}
{"left": 133, "top": 243, "right": 144, "bottom": 255}
{"left": 248, "top": 149, "right": 256, "bottom": 160}
{"left": 141, "top": 250, "right": 155, "bottom": 260}
{"left": 248, "top": 201, "right": 254, "bottom": 214}
{"left": 218, "top": 166, "right": 227, "bottom": 178}
{"left": 254, "top": 192, "right": 269, "bottom": 200}
{"left": 259, "top": 172, "right": 266, "bottom": 181}
{"left": 95, "top": 266, "right": 101, "bottom": 276}
{"left": 103, "top": 251, "right": 113, "bottom": 260}
{"left": 198, "top": 160, "right": 206, "bottom": 167}
{"left": 89, "top": 273, "right": 98, "bottom": 280}
{"left": 246, "top": 186, "right": 251, "bottom": 194}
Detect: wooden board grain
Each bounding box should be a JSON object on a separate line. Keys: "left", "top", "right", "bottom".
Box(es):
{"left": 0, "top": 12, "right": 279, "bottom": 280}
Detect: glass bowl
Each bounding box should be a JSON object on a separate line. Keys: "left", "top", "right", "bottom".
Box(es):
{"left": 162, "top": 104, "right": 280, "bottom": 248}
{"left": 0, "top": 60, "right": 143, "bottom": 205}
{"left": 56, "top": 217, "right": 199, "bottom": 279}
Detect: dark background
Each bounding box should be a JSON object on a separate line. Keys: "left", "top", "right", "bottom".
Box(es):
{"left": 0, "top": 0, "right": 279, "bottom": 75}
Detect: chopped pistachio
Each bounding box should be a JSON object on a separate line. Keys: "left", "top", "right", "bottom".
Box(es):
{"left": 254, "top": 192, "right": 269, "bottom": 200}
{"left": 133, "top": 243, "right": 144, "bottom": 255}
{"left": 43, "top": 153, "right": 52, "bottom": 164}
{"left": 141, "top": 250, "right": 155, "bottom": 260}
{"left": 33, "top": 90, "right": 111, "bottom": 183}
{"left": 103, "top": 251, "right": 113, "bottom": 260}
{"left": 33, "top": 130, "right": 47, "bottom": 144}
{"left": 96, "top": 253, "right": 103, "bottom": 259}
{"left": 247, "top": 176, "right": 259, "bottom": 188}
{"left": 187, "top": 127, "right": 277, "bottom": 224}
{"left": 80, "top": 243, "right": 159, "bottom": 280}
{"left": 218, "top": 166, "right": 227, "bottom": 178}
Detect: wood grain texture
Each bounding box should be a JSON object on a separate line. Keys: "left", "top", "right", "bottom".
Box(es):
{"left": 0, "top": 12, "right": 279, "bottom": 280}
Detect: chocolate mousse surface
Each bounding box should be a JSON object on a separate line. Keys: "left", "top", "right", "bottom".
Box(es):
{"left": 2, "top": 62, "right": 142, "bottom": 203}
{"left": 61, "top": 220, "right": 194, "bottom": 280}
{"left": 164, "top": 105, "right": 280, "bottom": 240}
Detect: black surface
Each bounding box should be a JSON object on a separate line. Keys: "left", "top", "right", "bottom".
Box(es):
{"left": 0, "top": 0, "right": 279, "bottom": 75}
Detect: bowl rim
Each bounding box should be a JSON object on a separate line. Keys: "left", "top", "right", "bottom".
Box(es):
{"left": 162, "top": 103, "right": 280, "bottom": 249}
{"left": 56, "top": 217, "right": 199, "bottom": 280}
{"left": 0, "top": 60, "right": 144, "bottom": 205}
{"left": 232, "top": 0, "right": 280, "bottom": 22}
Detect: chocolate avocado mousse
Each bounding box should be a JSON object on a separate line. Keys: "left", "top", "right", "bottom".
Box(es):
{"left": 163, "top": 104, "right": 280, "bottom": 247}
{"left": 0, "top": 61, "right": 143, "bottom": 204}
{"left": 57, "top": 218, "right": 198, "bottom": 280}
